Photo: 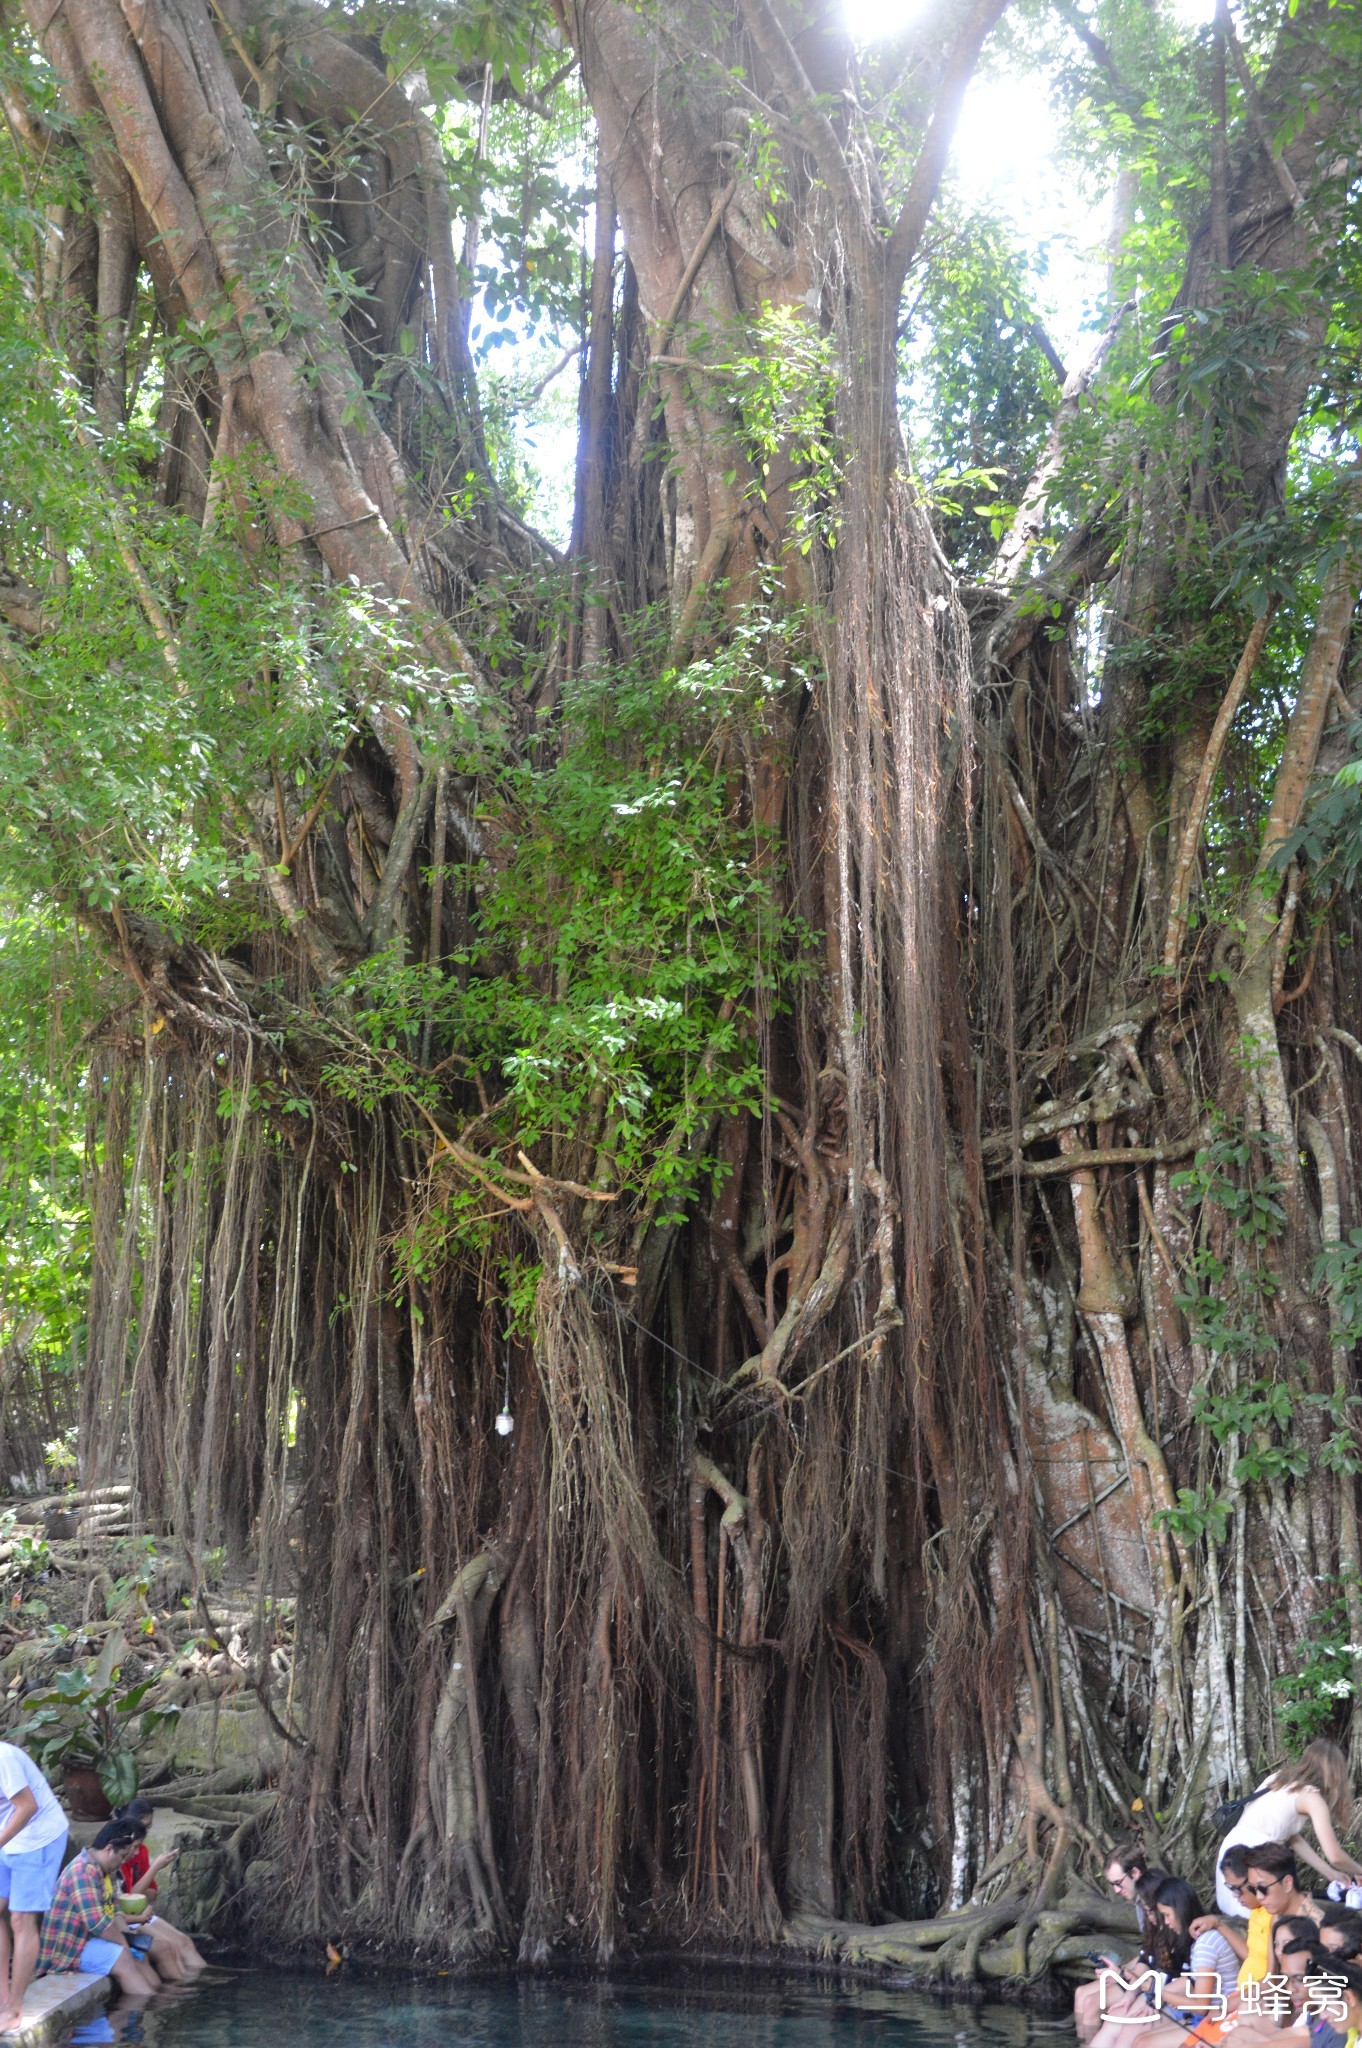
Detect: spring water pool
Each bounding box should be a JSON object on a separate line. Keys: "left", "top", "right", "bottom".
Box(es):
{"left": 69, "top": 1967, "right": 1075, "bottom": 2048}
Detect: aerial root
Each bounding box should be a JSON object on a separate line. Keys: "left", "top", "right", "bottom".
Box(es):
{"left": 786, "top": 1891, "right": 1134, "bottom": 1984}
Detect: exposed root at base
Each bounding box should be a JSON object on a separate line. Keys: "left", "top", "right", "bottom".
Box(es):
{"left": 785, "top": 1895, "right": 1136, "bottom": 1986}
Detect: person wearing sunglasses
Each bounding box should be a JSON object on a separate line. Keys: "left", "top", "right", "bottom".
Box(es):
{"left": 1216, "top": 1742, "right": 1362, "bottom": 1918}
{"left": 1193, "top": 1849, "right": 1274, "bottom": 1990}
{"left": 1241, "top": 1847, "right": 1326, "bottom": 1930}
{"left": 1076, "top": 1844, "right": 1151, "bottom": 2040}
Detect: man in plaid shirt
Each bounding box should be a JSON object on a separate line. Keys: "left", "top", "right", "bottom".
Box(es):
{"left": 37, "top": 1823, "right": 158, "bottom": 1998}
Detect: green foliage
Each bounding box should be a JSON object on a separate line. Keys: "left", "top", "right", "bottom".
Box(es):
{"left": 0, "top": 1510, "right": 50, "bottom": 1582}
{"left": 16, "top": 1630, "right": 180, "bottom": 1805}
{"left": 903, "top": 208, "right": 1057, "bottom": 572}
{"left": 725, "top": 306, "right": 841, "bottom": 550}
{"left": 1317, "top": 1229, "right": 1362, "bottom": 1348}
{"left": 1169, "top": 1111, "right": 1361, "bottom": 1500}
{"left": 1153, "top": 1484, "right": 1232, "bottom": 1545}
{"left": 1184, "top": 1369, "right": 1362, "bottom": 1495}
{"left": 321, "top": 616, "right": 812, "bottom": 1271}
{"left": 1171, "top": 1118, "right": 1285, "bottom": 1367}
{"left": 1172, "top": 1121, "right": 1286, "bottom": 1251}
{"left": 0, "top": 908, "right": 100, "bottom": 1410}
{"left": 1275, "top": 721, "right": 1362, "bottom": 890}
{"left": 1273, "top": 1578, "right": 1362, "bottom": 1744}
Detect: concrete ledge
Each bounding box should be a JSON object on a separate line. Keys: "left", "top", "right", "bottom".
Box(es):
{"left": 1, "top": 1972, "right": 109, "bottom": 2045}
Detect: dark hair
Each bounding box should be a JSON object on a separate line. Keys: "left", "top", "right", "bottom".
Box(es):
{"left": 1318, "top": 1908, "right": 1362, "bottom": 1957}
{"left": 1242, "top": 1842, "right": 1298, "bottom": 1885}
{"left": 1322, "top": 1908, "right": 1362, "bottom": 1960}
{"left": 1320, "top": 1960, "right": 1362, "bottom": 2000}
{"left": 91, "top": 1820, "right": 142, "bottom": 1852}
{"left": 1219, "top": 1845, "right": 1251, "bottom": 1879}
{"left": 1273, "top": 1914, "right": 1320, "bottom": 1959}
{"left": 1133, "top": 1867, "right": 1170, "bottom": 1959}
{"left": 112, "top": 1799, "right": 154, "bottom": 1827}
{"left": 1107, "top": 1841, "right": 1147, "bottom": 1879}
{"left": 1148, "top": 1876, "right": 1202, "bottom": 1978}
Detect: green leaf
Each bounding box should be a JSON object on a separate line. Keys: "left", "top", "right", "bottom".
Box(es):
{"left": 97, "top": 1750, "right": 137, "bottom": 1807}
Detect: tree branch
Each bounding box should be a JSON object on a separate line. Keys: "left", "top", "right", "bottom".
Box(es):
{"left": 1163, "top": 603, "right": 1276, "bottom": 978}
{"left": 360, "top": 765, "right": 437, "bottom": 954}
{"left": 654, "top": 179, "right": 737, "bottom": 349}
{"left": 734, "top": 0, "right": 866, "bottom": 229}
{"left": 884, "top": 0, "right": 1012, "bottom": 289}
{"left": 1224, "top": 12, "right": 1302, "bottom": 211}
{"left": 1029, "top": 318, "right": 1068, "bottom": 385}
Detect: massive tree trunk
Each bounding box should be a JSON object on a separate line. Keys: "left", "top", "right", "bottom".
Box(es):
{"left": 4, "top": 0, "right": 1362, "bottom": 1978}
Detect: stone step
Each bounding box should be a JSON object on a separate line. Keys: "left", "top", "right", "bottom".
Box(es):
{"left": 0, "top": 1970, "right": 108, "bottom": 2045}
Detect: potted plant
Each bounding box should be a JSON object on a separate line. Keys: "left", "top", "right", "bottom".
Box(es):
{"left": 14, "top": 1631, "right": 180, "bottom": 1819}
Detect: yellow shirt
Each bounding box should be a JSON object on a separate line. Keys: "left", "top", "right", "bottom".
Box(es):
{"left": 1238, "top": 1907, "right": 1272, "bottom": 1987}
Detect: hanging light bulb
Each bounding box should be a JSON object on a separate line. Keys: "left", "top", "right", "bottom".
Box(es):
{"left": 494, "top": 1344, "right": 514, "bottom": 1436}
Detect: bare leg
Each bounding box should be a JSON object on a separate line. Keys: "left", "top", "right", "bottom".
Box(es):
{"left": 0, "top": 1904, "right": 20, "bottom": 2034}
{"left": 1132, "top": 2026, "right": 1216, "bottom": 2048}
{"left": 6, "top": 1915, "right": 39, "bottom": 2022}
{"left": 145, "top": 1929, "right": 189, "bottom": 1984}
{"left": 1088, "top": 1995, "right": 1159, "bottom": 2048}
{"left": 110, "top": 1950, "right": 160, "bottom": 2001}
{"left": 1076, "top": 1982, "right": 1104, "bottom": 2041}
{"left": 146, "top": 1921, "right": 204, "bottom": 1980}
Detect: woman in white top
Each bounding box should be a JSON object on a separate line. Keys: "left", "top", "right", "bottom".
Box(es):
{"left": 1215, "top": 1739, "right": 1362, "bottom": 1917}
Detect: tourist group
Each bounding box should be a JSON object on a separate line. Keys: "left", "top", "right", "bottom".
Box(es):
{"left": 1079, "top": 1742, "right": 1362, "bottom": 2048}
{"left": 0, "top": 1737, "right": 203, "bottom": 2033}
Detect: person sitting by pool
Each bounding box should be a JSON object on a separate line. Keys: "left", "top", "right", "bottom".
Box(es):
{"left": 1242, "top": 1847, "right": 1327, "bottom": 1931}
{"left": 1243, "top": 1914, "right": 1331, "bottom": 2034}
{"left": 1293, "top": 1954, "right": 1362, "bottom": 2048}
{"left": 1320, "top": 1912, "right": 1362, "bottom": 1962}
{"left": 35, "top": 1824, "right": 158, "bottom": 2005}
{"left": 1192, "top": 1847, "right": 1272, "bottom": 1988}
{"left": 1216, "top": 1922, "right": 1361, "bottom": 2048}
{"left": 110, "top": 1800, "right": 205, "bottom": 1983}
{"left": 1076, "top": 1843, "right": 1151, "bottom": 2041}
{"left": 1216, "top": 1935, "right": 1348, "bottom": 2048}
{"left": 1085, "top": 1868, "right": 1173, "bottom": 2031}
{"left": 1087, "top": 1875, "right": 1239, "bottom": 2048}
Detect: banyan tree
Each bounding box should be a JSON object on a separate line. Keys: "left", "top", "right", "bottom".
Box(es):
{"left": 3, "top": 0, "right": 1362, "bottom": 1977}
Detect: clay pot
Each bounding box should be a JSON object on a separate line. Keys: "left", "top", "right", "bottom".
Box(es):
{"left": 62, "top": 1766, "right": 110, "bottom": 1821}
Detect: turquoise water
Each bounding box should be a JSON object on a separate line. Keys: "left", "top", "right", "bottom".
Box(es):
{"left": 69, "top": 1968, "right": 1072, "bottom": 2048}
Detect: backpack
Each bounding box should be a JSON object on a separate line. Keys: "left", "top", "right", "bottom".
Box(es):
{"left": 1212, "top": 1787, "right": 1264, "bottom": 1838}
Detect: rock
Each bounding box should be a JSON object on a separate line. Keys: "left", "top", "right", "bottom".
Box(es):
{"left": 139, "top": 1697, "right": 283, "bottom": 1786}
{"left": 142, "top": 1808, "right": 236, "bottom": 1933}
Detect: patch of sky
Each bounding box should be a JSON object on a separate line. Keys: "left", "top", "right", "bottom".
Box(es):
{"left": 483, "top": 0, "right": 1218, "bottom": 551}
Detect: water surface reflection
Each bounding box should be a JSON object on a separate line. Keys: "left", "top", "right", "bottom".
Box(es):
{"left": 70, "top": 1965, "right": 1078, "bottom": 2048}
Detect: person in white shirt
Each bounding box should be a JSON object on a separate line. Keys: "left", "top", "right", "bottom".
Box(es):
{"left": 1215, "top": 1741, "right": 1362, "bottom": 1917}
{"left": 0, "top": 1740, "right": 69, "bottom": 2033}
